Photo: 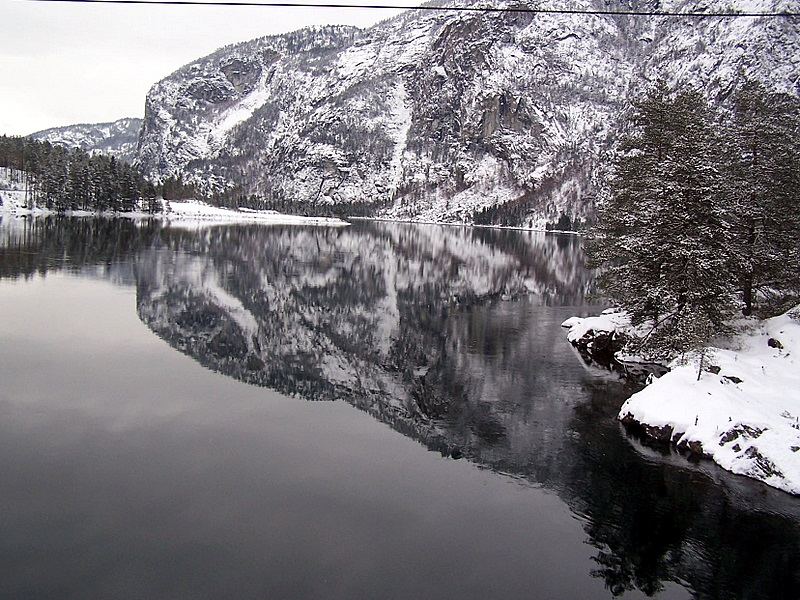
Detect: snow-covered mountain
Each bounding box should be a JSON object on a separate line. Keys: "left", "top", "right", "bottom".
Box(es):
{"left": 136, "top": 0, "right": 800, "bottom": 227}
{"left": 30, "top": 117, "right": 143, "bottom": 164}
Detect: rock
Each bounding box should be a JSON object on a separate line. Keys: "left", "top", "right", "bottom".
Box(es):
{"left": 768, "top": 337, "right": 784, "bottom": 350}
{"left": 723, "top": 375, "right": 743, "bottom": 384}
{"left": 246, "top": 355, "right": 265, "bottom": 371}
{"left": 619, "top": 413, "right": 674, "bottom": 445}
{"left": 676, "top": 438, "right": 706, "bottom": 457}
{"left": 719, "top": 424, "right": 765, "bottom": 445}
{"left": 744, "top": 446, "right": 784, "bottom": 480}
{"left": 135, "top": 1, "right": 799, "bottom": 226}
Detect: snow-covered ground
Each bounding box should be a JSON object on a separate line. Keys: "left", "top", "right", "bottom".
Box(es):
{"left": 563, "top": 307, "right": 800, "bottom": 495}
{"left": 0, "top": 171, "right": 152, "bottom": 219}
{"left": 164, "top": 200, "right": 349, "bottom": 227}
{"left": 0, "top": 188, "right": 155, "bottom": 220}
{"left": 1, "top": 171, "right": 348, "bottom": 227}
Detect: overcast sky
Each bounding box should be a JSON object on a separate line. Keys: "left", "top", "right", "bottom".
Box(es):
{"left": 0, "top": 0, "right": 422, "bottom": 135}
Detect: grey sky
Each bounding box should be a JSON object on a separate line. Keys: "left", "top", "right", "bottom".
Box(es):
{"left": 0, "top": 0, "right": 421, "bottom": 136}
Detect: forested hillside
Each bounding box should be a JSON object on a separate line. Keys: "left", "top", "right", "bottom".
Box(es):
{"left": 0, "top": 136, "right": 160, "bottom": 213}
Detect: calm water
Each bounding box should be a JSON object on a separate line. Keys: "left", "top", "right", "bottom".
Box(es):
{"left": 0, "top": 216, "right": 798, "bottom": 599}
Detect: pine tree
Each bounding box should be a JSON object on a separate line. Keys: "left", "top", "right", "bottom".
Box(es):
{"left": 722, "top": 81, "right": 800, "bottom": 315}
{"left": 143, "top": 181, "right": 160, "bottom": 213}
{"left": 586, "top": 80, "right": 735, "bottom": 357}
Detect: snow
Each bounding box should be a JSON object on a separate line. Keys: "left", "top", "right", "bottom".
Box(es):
{"left": 388, "top": 80, "right": 412, "bottom": 193}
{"left": 0, "top": 172, "right": 153, "bottom": 218}
{"left": 619, "top": 307, "right": 800, "bottom": 495}
{"left": 1, "top": 171, "right": 349, "bottom": 227}
{"left": 335, "top": 45, "right": 377, "bottom": 79}
{"left": 564, "top": 302, "right": 800, "bottom": 495}
{"left": 0, "top": 187, "right": 29, "bottom": 213}
{"left": 164, "top": 200, "right": 350, "bottom": 227}
{"left": 208, "top": 70, "right": 272, "bottom": 152}
{"left": 561, "top": 307, "right": 633, "bottom": 344}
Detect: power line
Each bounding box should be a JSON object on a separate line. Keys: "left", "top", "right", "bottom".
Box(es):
{"left": 25, "top": 0, "right": 800, "bottom": 19}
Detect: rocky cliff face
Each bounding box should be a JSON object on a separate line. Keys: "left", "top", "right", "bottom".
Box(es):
{"left": 30, "top": 117, "right": 143, "bottom": 164}
{"left": 135, "top": 0, "right": 800, "bottom": 227}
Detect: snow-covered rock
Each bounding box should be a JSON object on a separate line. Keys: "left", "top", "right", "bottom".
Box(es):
{"left": 135, "top": 0, "right": 800, "bottom": 228}
{"left": 619, "top": 307, "right": 800, "bottom": 495}
{"left": 561, "top": 308, "right": 668, "bottom": 381}
{"left": 29, "top": 118, "right": 143, "bottom": 164}
{"left": 562, "top": 308, "right": 632, "bottom": 345}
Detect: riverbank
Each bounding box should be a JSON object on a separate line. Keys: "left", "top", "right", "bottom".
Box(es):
{"left": 563, "top": 307, "right": 800, "bottom": 495}
{"left": 348, "top": 215, "right": 581, "bottom": 235}
{"left": 0, "top": 188, "right": 349, "bottom": 227}
{"left": 164, "top": 200, "right": 349, "bottom": 227}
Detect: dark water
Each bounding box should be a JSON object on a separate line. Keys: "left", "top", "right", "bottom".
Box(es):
{"left": 0, "top": 216, "right": 798, "bottom": 600}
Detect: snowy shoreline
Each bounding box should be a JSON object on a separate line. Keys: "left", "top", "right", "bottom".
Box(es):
{"left": 2, "top": 173, "right": 571, "bottom": 233}
{"left": 163, "top": 200, "right": 349, "bottom": 227}
{"left": 0, "top": 190, "right": 350, "bottom": 228}
{"left": 347, "top": 215, "right": 582, "bottom": 235}
{"left": 562, "top": 308, "right": 800, "bottom": 495}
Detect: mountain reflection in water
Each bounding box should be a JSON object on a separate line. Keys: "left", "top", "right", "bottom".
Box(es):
{"left": 2, "top": 216, "right": 799, "bottom": 599}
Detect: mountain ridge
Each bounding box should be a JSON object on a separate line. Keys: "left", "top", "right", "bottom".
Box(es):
{"left": 129, "top": 0, "right": 799, "bottom": 227}
{"left": 29, "top": 117, "right": 143, "bottom": 164}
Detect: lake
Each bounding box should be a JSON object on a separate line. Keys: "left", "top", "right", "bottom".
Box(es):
{"left": 0, "top": 216, "right": 798, "bottom": 599}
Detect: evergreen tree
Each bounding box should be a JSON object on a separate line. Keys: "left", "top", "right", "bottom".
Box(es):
{"left": 143, "top": 181, "right": 161, "bottom": 213}
{"left": 587, "top": 80, "right": 735, "bottom": 357}
{"left": 722, "top": 81, "right": 800, "bottom": 315}
{"left": 0, "top": 135, "right": 157, "bottom": 214}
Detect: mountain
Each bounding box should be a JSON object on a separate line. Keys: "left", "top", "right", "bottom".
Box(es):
{"left": 30, "top": 117, "right": 143, "bottom": 164}
{"left": 135, "top": 0, "right": 800, "bottom": 228}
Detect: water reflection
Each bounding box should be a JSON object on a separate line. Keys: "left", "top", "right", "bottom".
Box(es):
{"left": 1, "top": 215, "right": 799, "bottom": 599}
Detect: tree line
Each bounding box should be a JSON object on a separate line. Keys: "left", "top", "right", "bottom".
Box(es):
{"left": 587, "top": 79, "right": 800, "bottom": 357}
{"left": 0, "top": 136, "right": 161, "bottom": 213}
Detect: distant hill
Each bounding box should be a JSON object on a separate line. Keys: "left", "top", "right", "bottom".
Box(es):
{"left": 29, "top": 117, "right": 142, "bottom": 164}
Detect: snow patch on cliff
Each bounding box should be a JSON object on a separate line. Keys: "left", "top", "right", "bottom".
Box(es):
{"left": 388, "top": 80, "right": 412, "bottom": 194}
{"left": 209, "top": 71, "right": 272, "bottom": 152}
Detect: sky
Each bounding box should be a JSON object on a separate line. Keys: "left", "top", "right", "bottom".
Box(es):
{"left": 0, "top": 0, "right": 423, "bottom": 136}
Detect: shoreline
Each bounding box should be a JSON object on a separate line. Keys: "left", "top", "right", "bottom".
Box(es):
{"left": 562, "top": 308, "right": 800, "bottom": 496}
{"left": 0, "top": 202, "right": 579, "bottom": 233}
{"left": 347, "top": 215, "right": 583, "bottom": 235}
{"left": 0, "top": 196, "right": 350, "bottom": 227}
{"left": 3, "top": 178, "right": 578, "bottom": 233}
